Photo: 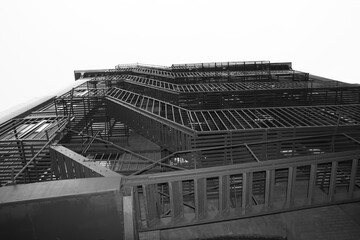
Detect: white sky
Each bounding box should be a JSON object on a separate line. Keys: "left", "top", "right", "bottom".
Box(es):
{"left": 0, "top": 0, "right": 359, "bottom": 118}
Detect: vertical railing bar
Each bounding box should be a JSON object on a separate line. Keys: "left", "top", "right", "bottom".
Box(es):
{"left": 169, "top": 181, "right": 184, "bottom": 224}
{"left": 219, "top": 176, "right": 224, "bottom": 214}
{"left": 195, "top": 178, "right": 206, "bottom": 221}
{"left": 328, "top": 161, "right": 338, "bottom": 202}
{"left": 133, "top": 187, "right": 143, "bottom": 231}
{"left": 194, "top": 179, "right": 199, "bottom": 220}
{"left": 78, "top": 162, "right": 85, "bottom": 178}
{"left": 307, "top": 164, "right": 317, "bottom": 205}
{"left": 348, "top": 159, "right": 358, "bottom": 197}
{"left": 264, "top": 170, "right": 272, "bottom": 208}
{"left": 152, "top": 184, "right": 161, "bottom": 225}
{"left": 219, "top": 175, "right": 230, "bottom": 216}
{"left": 57, "top": 152, "right": 67, "bottom": 179}
{"left": 74, "top": 162, "right": 81, "bottom": 178}
{"left": 270, "top": 169, "right": 275, "bottom": 205}
{"left": 247, "top": 172, "right": 253, "bottom": 208}
{"left": 49, "top": 148, "right": 58, "bottom": 180}
{"left": 64, "top": 156, "right": 75, "bottom": 179}
{"left": 286, "top": 166, "right": 296, "bottom": 208}
{"left": 123, "top": 187, "right": 136, "bottom": 240}
{"left": 142, "top": 184, "right": 151, "bottom": 228}
{"left": 242, "top": 173, "right": 247, "bottom": 212}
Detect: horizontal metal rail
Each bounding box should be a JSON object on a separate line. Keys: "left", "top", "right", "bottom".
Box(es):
{"left": 171, "top": 61, "right": 271, "bottom": 70}
{"left": 117, "top": 74, "right": 357, "bottom": 93}
{"left": 134, "top": 67, "right": 273, "bottom": 79}
{"left": 116, "top": 63, "right": 171, "bottom": 70}
{"left": 113, "top": 64, "right": 293, "bottom": 81}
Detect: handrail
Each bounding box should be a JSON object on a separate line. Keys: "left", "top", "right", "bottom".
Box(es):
{"left": 116, "top": 63, "right": 171, "bottom": 70}
{"left": 171, "top": 60, "right": 270, "bottom": 68}
{"left": 123, "top": 149, "right": 360, "bottom": 230}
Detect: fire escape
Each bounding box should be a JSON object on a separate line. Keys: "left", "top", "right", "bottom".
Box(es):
{"left": 1, "top": 61, "right": 360, "bottom": 239}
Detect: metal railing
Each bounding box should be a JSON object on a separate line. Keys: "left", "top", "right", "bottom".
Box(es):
{"left": 50, "top": 145, "right": 121, "bottom": 179}
{"left": 115, "top": 63, "right": 171, "bottom": 70}
{"left": 122, "top": 148, "right": 360, "bottom": 231}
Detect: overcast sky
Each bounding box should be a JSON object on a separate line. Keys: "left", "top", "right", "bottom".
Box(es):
{"left": 0, "top": 0, "right": 359, "bottom": 118}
